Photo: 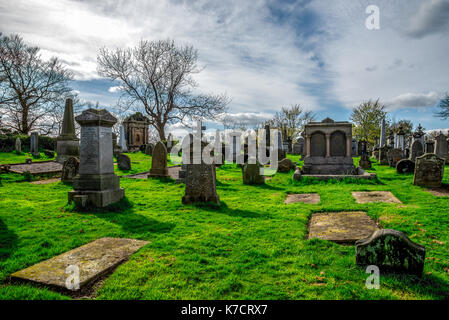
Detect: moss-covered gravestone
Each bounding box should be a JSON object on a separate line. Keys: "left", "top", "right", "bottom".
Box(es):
{"left": 413, "top": 153, "right": 445, "bottom": 188}
{"left": 148, "top": 141, "right": 168, "bottom": 177}
{"left": 396, "top": 159, "right": 415, "bottom": 174}
{"left": 117, "top": 153, "right": 131, "bottom": 171}
{"left": 61, "top": 157, "right": 79, "bottom": 183}
{"left": 182, "top": 164, "right": 220, "bottom": 205}
{"left": 242, "top": 159, "right": 265, "bottom": 185}
{"left": 355, "top": 229, "right": 426, "bottom": 276}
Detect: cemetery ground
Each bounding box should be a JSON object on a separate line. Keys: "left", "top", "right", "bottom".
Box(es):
{"left": 1, "top": 153, "right": 449, "bottom": 300}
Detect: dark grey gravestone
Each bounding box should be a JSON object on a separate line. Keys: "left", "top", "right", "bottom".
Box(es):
{"left": 44, "top": 149, "right": 55, "bottom": 158}
{"left": 356, "top": 229, "right": 426, "bottom": 276}
{"left": 425, "top": 141, "right": 434, "bottom": 154}
{"left": 144, "top": 143, "right": 153, "bottom": 155}
{"left": 330, "top": 131, "right": 346, "bottom": 157}
{"left": 410, "top": 140, "right": 424, "bottom": 162}
{"left": 434, "top": 133, "right": 448, "bottom": 160}
{"left": 148, "top": 141, "right": 168, "bottom": 177}
{"left": 310, "top": 132, "right": 326, "bottom": 157}
{"left": 61, "top": 157, "right": 80, "bottom": 183}
{"left": 359, "top": 154, "right": 371, "bottom": 169}
{"left": 413, "top": 153, "right": 445, "bottom": 188}
{"left": 396, "top": 159, "right": 415, "bottom": 174}
{"left": 378, "top": 146, "right": 390, "bottom": 165}
{"left": 68, "top": 109, "right": 124, "bottom": 208}
{"left": 242, "top": 160, "right": 265, "bottom": 185}
{"left": 117, "top": 153, "right": 131, "bottom": 171}
{"left": 387, "top": 148, "right": 405, "bottom": 167}
{"left": 292, "top": 168, "right": 302, "bottom": 181}
{"left": 182, "top": 164, "right": 220, "bottom": 205}
{"left": 30, "top": 132, "right": 39, "bottom": 156}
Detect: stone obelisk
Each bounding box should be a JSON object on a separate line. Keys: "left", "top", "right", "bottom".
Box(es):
{"left": 56, "top": 98, "right": 80, "bottom": 163}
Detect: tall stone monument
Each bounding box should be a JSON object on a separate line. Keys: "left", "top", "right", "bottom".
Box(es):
{"left": 30, "top": 132, "right": 39, "bottom": 156}
{"left": 148, "top": 141, "right": 169, "bottom": 177}
{"left": 379, "top": 118, "right": 386, "bottom": 147}
{"left": 68, "top": 109, "right": 124, "bottom": 208}
{"left": 56, "top": 99, "right": 80, "bottom": 163}
{"left": 118, "top": 125, "right": 128, "bottom": 152}
{"left": 122, "top": 112, "right": 150, "bottom": 152}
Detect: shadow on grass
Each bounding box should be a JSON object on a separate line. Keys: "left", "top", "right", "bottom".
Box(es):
{"left": 66, "top": 197, "right": 175, "bottom": 235}
{"left": 0, "top": 218, "right": 18, "bottom": 261}
{"left": 193, "top": 201, "right": 269, "bottom": 219}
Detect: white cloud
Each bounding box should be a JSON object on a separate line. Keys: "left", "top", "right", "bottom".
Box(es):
{"left": 386, "top": 92, "right": 441, "bottom": 110}
{"left": 406, "top": 0, "right": 449, "bottom": 38}
{"left": 108, "top": 86, "right": 124, "bottom": 93}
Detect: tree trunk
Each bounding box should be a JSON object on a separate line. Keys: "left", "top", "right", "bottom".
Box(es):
{"left": 156, "top": 123, "right": 166, "bottom": 141}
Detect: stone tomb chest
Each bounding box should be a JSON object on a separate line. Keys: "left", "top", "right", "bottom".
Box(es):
{"left": 302, "top": 118, "right": 356, "bottom": 175}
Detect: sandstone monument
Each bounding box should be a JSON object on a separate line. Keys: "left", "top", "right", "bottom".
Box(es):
{"left": 56, "top": 98, "right": 80, "bottom": 164}
{"left": 123, "top": 112, "right": 150, "bottom": 151}
{"left": 148, "top": 141, "right": 169, "bottom": 177}
{"left": 68, "top": 109, "right": 124, "bottom": 208}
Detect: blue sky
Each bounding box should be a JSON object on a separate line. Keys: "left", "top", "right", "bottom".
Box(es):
{"left": 1, "top": 0, "right": 448, "bottom": 137}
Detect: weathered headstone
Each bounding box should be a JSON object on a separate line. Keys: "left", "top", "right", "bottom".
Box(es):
{"left": 15, "top": 138, "right": 21, "bottom": 154}
{"left": 61, "top": 157, "right": 80, "bottom": 183}
{"left": 425, "top": 140, "right": 434, "bottom": 154}
{"left": 434, "top": 133, "right": 448, "bottom": 161}
{"left": 355, "top": 229, "right": 426, "bottom": 276}
{"left": 144, "top": 143, "right": 153, "bottom": 155}
{"left": 148, "top": 141, "right": 168, "bottom": 177}
{"left": 44, "top": 149, "right": 55, "bottom": 158}
{"left": 182, "top": 164, "right": 220, "bottom": 205}
{"left": 122, "top": 112, "right": 150, "bottom": 152}
{"left": 68, "top": 109, "right": 124, "bottom": 208}
{"left": 292, "top": 168, "right": 302, "bottom": 181}
{"left": 396, "top": 159, "right": 415, "bottom": 174}
{"left": 292, "top": 139, "right": 304, "bottom": 155}
{"left": 413, "top": 153, "right": 445, "bottom": 188}
{"left": 56, "top": 98, "right": 80, "bottom": 164}
{"left": 277, "top": 158, "right": 296, "bottom": 172}
{"left": 410, "top": 140, "right": 424, "bottom": 162}
{"left": 30, "top": 132, "right": 39, "bottom": 156}
{"left": 117, "top": 153, "right": 131, "bottom": 171}
{"left": 378, "top": 146, "right": 390, "bottom": 165}
{"left": 242, "top": 159, "right": 265, "bottom": 185}
{"left": 387, "top": 148, "right": 405, "bottom": 167}
{"left": 359, "top": 155, "right": 371, "bottom": 169}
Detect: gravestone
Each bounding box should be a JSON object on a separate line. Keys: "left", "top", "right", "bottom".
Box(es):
{"left": 434, "top": 133, "right": 448, "bottom": 161}
{"left": 359, "top": 155, "right": 371, "bottom": 169}
{"left": 425, "top": 140, "right": 434, "bottom": 154}
{"left": 167, "top": 133, "right": 174, "bottom": 152}
{"left": 56, "top": 98, "right": 80, "bottom": 164}
{"left": 292, "top": 138, "right": 304, "bottom": 155}
{"left": 242, "top": 159, "right": 265, "bottom": 185}
{"left": 413, "top": 153, "right": 445, "bottom": 188}
{"left": 277, "top": 158, "right": 296, "bottom": 172}
{"left": 387, "top": 148, "right": 405, "bottom": 167}
{"left": 15, "top": 138, "right": 21, "bottom": 154}
{"left": 112, "top": 133, "right": 122, "bottom": 156}
{"left": 122, "top": 112, "right": 150, "bottom": 152}
{"left": 144, "top": 143, "right": 153, "bottom": 155}
{"left": 61, "top": 157, "right": 80, "bottom": 183}
{"left": 68, "top": 109, "right": 124, "bottom": 208}
{"left": 182, "top": 164, "right": 220, "bottom": 205}
{"left": 355, "top": 229, "right": 426, "bottom": 276}
{"left": 148, "top": 141, "right": 168, "bottom": 177}
{"left": 118, "top": 125, "right": 128, "bottom": 152}
{"left": 410, "top": 140, "right": 424, "bottom": 162}
{"left": 30, "top": 132, "right": 39, "bottom": 156}
{"left": 292, "top": 168, "right": 302, "bottom": 181}
{"left": 396, "top": 159, "right": 415, "bottom": 174}
{"left": 379, "top": 118, "right": 386, "bottom": 147}
{"left": 117, "top": 153, "right": 131, "bottom": 171}
{"left": 378, "top": 146, "right": 390, "bottom": 165}
{"left": 44, "top": 150, "right": 55, "bottom": 158}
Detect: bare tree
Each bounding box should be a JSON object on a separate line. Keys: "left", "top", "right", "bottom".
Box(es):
{"left": 97, "top": 39, "right": 230, "bottom": 140}
{"left": 263, "top": 104, "right": 315, "bottom": 141}
{"left": 0, "top": 33, "right": 73, "bottom": 135}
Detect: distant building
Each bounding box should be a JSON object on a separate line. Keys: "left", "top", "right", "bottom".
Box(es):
{"left": 122, "top": 112, "right": 150, "bottom": 151}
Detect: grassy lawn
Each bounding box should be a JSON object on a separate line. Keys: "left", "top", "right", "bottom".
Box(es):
{"left": 1, "top": 152, "right": 449, "bottom": 300}
{"left": 0, "top": 151, "right": 55, "bottom": 165}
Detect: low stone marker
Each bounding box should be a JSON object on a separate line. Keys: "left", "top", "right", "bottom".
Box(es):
{"left": 277, "top": 158, "right": 296, "bottom": 173}
{"left": 387, "top": 148, "right": 405, "bottom": 167}
{"left": 359, "top": 155, "right": 371, "bottom": 169}
{"left": 117, "top": 153, "right": 131, "bottom": 171}
{"left": 413, "top": 153, "right": 445, "bottom": 188}
{"left": 242, "top": 160, "right": 265, "bottom": 185}
{"left": 144, "top": 144, "right": 153, "bottom": 155}
{"left": 355, "top": 229, "right": 426, "bottom": 276}
{"left": 308, "top": 211, "right": 380, "bottom": 244}
{"left": 396, "top": 159, "right": 415, "bottom": 174}
{"left": 30, "top": 132, "right": 40, "bottom": 156}
{"left": 292, "top": 168, "right": 302, "bottom": 181}
{"left": 182, "top": 164, "right": 220, "bottom": 205}
{"left": 285, "top": 193, "right": 320, "bottom": 204}
{"left": 11, "top": 237, "right": 149, "bottom": 292}
{"left": 352, "top": 191, "right": 401, "bottom": 204}
{"left": 148, "top": 141, "right": 168, "bottom": 177}
{"left": 61, "top": 157, "right": 80, "bottom": 183}
{"left": 44, "top": 149, "right": 55, "bottom": 158}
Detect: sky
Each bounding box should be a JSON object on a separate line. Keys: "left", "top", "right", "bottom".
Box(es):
{"left": 1, "top": 0, "right": 448, "bottom": 138}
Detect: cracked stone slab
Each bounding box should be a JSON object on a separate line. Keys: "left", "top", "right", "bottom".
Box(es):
{"left": 8, "top": 161, "right": 62, "bottom": 175}
{"left": 11, "top": 237, "right": 150, "bottom": 292}
{"left": 308, "top": 211, "right": 380, "bottom": 244}
{"left": 352, "top": 191, "right": 402, "bottom": 204}
{"left": 284, "top": 193, "right": 320, "bottom": 204}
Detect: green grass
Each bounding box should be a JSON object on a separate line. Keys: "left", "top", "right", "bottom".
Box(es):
{"left": 0, "top": 151, "right": 55, "bottom": 165}
{"left": 113, "top": 152, "right": 178, "bottom": 176}
{"left": 1, "top": 153, "right": 449, "bottom": 300}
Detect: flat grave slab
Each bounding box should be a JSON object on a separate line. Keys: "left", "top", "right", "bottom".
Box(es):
{"left": 352, "top": 191, "right": 401, "bottom": 204}
{"left": 11, "top": 237, "right": 149, "bottom": 292}
{"left": 424, "top": 187, "right": 449, "bottom": 197}
{"left": 8, "top": 161, "right": 62, "bottom": 175}
{"left": 284, "top": 193, "right": 320, "bottom": 204}
{"left": 308, "top": 211, "right": 380, "bottom": 244}
{"left": 124, "top": 166, "right": 180, "bottom": 180}
{"left": 30, "top": 178, "right": 60, "bottom": 185}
